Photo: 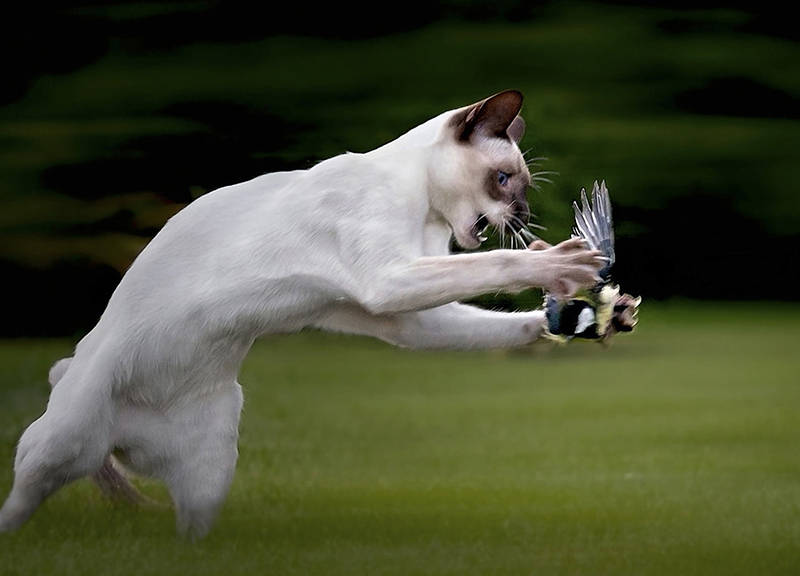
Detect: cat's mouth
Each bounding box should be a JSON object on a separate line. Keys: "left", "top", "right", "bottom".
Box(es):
{"left": 463, "top": 207, "right": 538, "bottom": 250}
{"left": 470, "top": 214, "right": 491, "bottom": 244}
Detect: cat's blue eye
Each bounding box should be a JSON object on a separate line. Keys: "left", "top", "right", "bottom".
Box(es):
{"left": 498, "top": 171, "right": 510, "bottom": 186}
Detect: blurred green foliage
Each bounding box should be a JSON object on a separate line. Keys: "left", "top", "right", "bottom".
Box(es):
{"left": 1, "top": 1, "right": 798, "bottom": 335}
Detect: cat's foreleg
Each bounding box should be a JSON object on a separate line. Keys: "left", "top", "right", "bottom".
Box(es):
{"left": 357, "top": 238, "right": 604, "bottom": 315}
{"left": 316, "top": 302, "right": 545, "bottom": 350}
{"left": 395, "top": 304, "right": 545, "bottom": 349}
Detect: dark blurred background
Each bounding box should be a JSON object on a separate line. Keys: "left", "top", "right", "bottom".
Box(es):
{"left": 2, "top": 0, "right": 798, "bottom": 337}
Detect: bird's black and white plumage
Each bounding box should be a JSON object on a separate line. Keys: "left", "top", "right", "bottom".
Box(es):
{"left": 543, "top": 181, "right": 640, "bottom": 342}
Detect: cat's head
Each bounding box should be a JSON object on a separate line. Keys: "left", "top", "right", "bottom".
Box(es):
{"left": 429, "top": 90, "right": 532, "bottom": 249}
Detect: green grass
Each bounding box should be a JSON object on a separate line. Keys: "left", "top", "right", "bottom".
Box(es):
{"left": 1, "top": 302, "right": 799, "bottom": 575}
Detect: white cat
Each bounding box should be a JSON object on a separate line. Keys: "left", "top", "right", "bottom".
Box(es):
{"left": 0, "top": 90, "right": 604, "bottom": 539}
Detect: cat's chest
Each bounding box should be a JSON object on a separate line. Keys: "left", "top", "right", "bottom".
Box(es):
{"left": 421, "top": 218, "right": 453, "bottom": 257}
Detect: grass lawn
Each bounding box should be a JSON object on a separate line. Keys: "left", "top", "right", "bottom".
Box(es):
{"left": 0, "top": 302, "right": 798, "bottom": 575}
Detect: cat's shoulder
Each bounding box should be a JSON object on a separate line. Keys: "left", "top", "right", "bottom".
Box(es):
{"left": 308, "top": 151, "right": 401, "bottom": 189}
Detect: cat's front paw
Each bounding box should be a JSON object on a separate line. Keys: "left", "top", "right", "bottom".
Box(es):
{"left": 536, "top": 238, "right": 605, "bottom": 299}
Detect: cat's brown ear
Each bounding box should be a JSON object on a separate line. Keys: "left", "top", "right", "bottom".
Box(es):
{"left": 454, "top": 90, "right": 524, "bottom": 142}
{"left": 507, "top": 115, "right": 525, "bottom": 144}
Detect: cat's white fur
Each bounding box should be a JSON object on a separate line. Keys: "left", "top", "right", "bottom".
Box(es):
{"left": 0, "top": 91, "right": 603, "bottom": 539}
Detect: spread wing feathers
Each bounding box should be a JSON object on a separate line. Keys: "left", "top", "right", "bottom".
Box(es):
{"left": 572, "top": 180, "right": 615, "bottom": 282}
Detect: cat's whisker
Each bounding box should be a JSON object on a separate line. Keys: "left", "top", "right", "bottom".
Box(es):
{"left": 509, "top": 214, "right": 526, "bottom": 227}
{"left": 499, "top": 218, "right": 527, "bottom": 250}
{"left": 518, "top": 226, "right": 537, "bottom": 246}
{"left": 529, "top": 181, "right": 552, "bottom": 194}
{"left": 531, "top": 171, "right": 558, "bottom": 184}
{"left": 525, "top": 156, "right": 549, "bottom": 167}
{"left": 528, "top": 168, "right": 557, "bottom": 193}
{"left": 509, "top": 214, "right": 540, "bottom": 241}
{"left": 517, "top": 225, "right": 538, "bottom": 243}
{"left": 507, "top": 224, "right": 517, "bottom": 250}
{"left": 513, "top": 229, "right": 527, "bottom": 249}
{"left": 524, "top": 214, "right": 545, "bottom": 232}
{"left": 503, "top": 222, "right": 514, "bottom": 249}
{"left": 470, "top": 214, "right": 486, "bottom": 230}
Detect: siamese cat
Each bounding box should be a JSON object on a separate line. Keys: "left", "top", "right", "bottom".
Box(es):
{"left": 0, "top": 90, "right": 604, "bottom": 539}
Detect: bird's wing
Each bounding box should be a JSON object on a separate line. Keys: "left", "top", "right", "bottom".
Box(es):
{"left": 572, "top": 180, "right": 615, "bottom": 282}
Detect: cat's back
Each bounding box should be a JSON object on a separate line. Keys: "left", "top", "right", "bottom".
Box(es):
{"left": 103, "top": 146, "right": 425, "bottom": 313}
{"left": 162, "top": 153, "right": 392, "bottom": 240}
{"left": 168, "top": 170, "right": 304, "bottom": 233}
{"left": 101, "top": 170, "right": 306, "bottom": 307}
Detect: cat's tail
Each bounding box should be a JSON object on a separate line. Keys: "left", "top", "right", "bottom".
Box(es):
{"left": 49, "top": 357, "right": 152, "bottom": 506}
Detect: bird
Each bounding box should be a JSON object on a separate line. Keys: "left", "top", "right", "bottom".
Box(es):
{"left": 542, "top": 181, "right": 641, "bottom": 342}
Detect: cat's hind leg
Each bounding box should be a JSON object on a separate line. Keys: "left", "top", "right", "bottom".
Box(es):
{"left": 46, "top": 356, "right": 147, "bottom": 505}
{"left": 115, "top": 381, "right": 244, "bottom": 540}
{"left": 0, "top": 359, "right": 115, "bottom": 533}
{"left": 167, "top": 383, "right": 243, "bottom": 540}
